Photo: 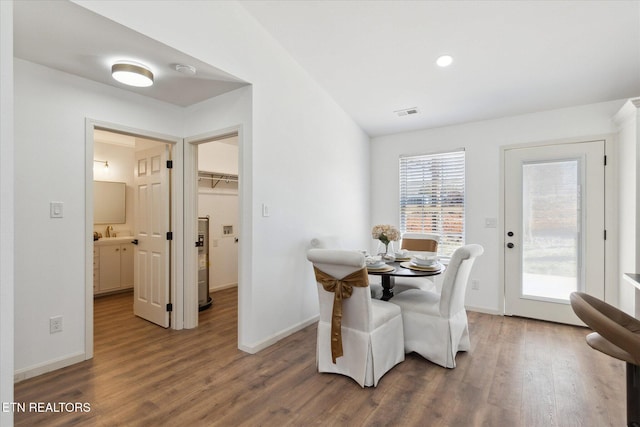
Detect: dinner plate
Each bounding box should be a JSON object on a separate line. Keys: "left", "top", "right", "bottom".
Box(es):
{"left": 400, "top": 261, "right": 443, "bottom": 272}
{"left": 367, "top": 265, "right": 394, "bottom": 272}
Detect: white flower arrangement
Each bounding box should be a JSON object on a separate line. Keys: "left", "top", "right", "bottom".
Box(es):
{"left": 371, "top": 224, "right": 400, "bottom": 245}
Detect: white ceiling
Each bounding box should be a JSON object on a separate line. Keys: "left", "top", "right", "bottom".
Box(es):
{"left": 13, "top": 1, "right": 640, "bottom": 137}
{"left": 13, "top": 1, "right": 248, "bottom": 107}
{"left": 240, "top": 0, "right": 640, "bottom": 136}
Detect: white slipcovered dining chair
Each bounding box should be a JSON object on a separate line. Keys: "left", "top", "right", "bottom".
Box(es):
{"left": 309, "top": 237, "right": 384, "bottom": 299}
{"left": 306, "top": 248, "right": 405, "bottom": 387}
{"left": 390, "top": 244, "right": 484, "bottom": 368}
{"left": 393, "top": 232, "right": 441, "bottom": 295}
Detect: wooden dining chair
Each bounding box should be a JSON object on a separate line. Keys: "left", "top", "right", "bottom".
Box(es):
{"left": 393, "top": 232, "right": 441, "bottom": 294}
{"left": 400, "top": 232, "right": 440, "bottom": 254}
{"left": 306, "top": 248, "right": 405, "bottom": 387}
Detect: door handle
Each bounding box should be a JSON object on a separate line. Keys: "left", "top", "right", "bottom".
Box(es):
{"left": 507, "top": 242, "right": 514, "bottom": 249}
{"left": 131, "top": 239, "right": 139, "bottom": 245}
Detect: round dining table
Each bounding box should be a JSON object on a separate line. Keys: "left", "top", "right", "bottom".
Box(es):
{"left": 367, "top": 260, "right": 445, "bottom": 301}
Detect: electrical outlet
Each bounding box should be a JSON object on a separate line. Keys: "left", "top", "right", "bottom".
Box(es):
{"left": 50, "top": 316, "right": 63, "bottom": 334}
{"left": 471, "top": 279, "right": 480, "bottom": 290}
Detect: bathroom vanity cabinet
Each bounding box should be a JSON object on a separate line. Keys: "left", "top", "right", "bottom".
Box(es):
{"left": 94, "top": 237, "right": 134, "bottom": 295}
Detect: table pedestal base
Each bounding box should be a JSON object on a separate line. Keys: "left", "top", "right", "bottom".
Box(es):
{"left": 381, "top": 276, "right": 395, "bottom": 301}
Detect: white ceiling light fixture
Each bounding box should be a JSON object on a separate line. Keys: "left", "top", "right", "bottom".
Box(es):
{"left": 436, "top": 55, "right": 454, "bottom": 67}
{"left": 111, "top": 62, "right": 154, "bottom": 87}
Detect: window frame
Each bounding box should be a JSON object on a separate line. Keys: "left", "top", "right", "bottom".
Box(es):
{"left": 399, "top": 149, "right": 466, "bottom": 258}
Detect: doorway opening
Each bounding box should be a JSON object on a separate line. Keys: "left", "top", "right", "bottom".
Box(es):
{"left": 85, "top": 120, "right": 182, "bottom": 359}
{"left": 183, "top": 128, "right": 241, "bottom": 332}
{"left": 196, "top": 134, "right": 240, "bottom": 312}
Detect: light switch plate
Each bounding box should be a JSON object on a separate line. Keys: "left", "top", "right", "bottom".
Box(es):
{"left": 484, "top": 217, "right": 497, "bottom": 228}
{"left": 50, "top": 201, "right": 64, "bottom": 218}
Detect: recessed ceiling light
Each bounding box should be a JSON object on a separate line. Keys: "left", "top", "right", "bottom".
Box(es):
{"left": 111, "top": 62, "right": 154, "bottom": 87}
{"left": 436, "top": 55, "right": 453, "bottom": 67}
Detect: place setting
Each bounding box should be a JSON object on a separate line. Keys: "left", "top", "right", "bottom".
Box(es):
{"left": 392, "top": 249, "right": 411, "bottom": 262}
{"left": 365, "top": 256, "right": 395, "bottom": 273}
{"left": 400, "top": 253, "right": 443, "bottom": 272}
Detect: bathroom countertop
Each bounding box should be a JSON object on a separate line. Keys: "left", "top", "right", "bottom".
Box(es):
{"left": 94, "top": 236, "right": 135, "bottom": 246}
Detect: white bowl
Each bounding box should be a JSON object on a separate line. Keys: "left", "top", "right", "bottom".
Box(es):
{"left": 411, "top": 255, "right": 437, "bottom": 266}
{"left": 366, "top": 256, "right": 386, "bottom": 268}
{"left": 367, "top": 262, "right": 386, "bottom": 269}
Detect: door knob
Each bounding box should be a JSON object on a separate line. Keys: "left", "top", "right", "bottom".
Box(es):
{"left": 507, "top": 231, "right": 514, "bottom": 237}
{"left": 507, "top": 243, "right": 515, "bottom": 249}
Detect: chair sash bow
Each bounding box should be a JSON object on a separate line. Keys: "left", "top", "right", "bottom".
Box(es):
{"left": 313, "top": 266, "right": 369, "bottom": 363}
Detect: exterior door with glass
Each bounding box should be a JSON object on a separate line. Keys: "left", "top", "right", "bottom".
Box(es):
{"left": 504, "top": 140, "right": 605, "bottom": 325}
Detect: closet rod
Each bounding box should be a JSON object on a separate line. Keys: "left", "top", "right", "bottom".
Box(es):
{"left": 198, "top": 176, "right": 238, "bottom": 183}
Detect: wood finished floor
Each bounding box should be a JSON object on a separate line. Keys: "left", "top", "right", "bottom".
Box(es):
{"left": 14, "top": 288, "right": 625, "bottom": 426}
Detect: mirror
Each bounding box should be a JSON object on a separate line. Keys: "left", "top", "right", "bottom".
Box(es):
{"left": 94, "top": 181, "right": 126, "bottom": 224}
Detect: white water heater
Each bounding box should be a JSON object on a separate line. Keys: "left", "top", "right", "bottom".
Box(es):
{"left": 198, "top": 216, "right": 212, "bottom": 311}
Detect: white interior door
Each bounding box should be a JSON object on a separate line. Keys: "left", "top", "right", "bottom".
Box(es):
{"left": 504, "top": 140, "right": 605, "bottom": 325}
{"left": 134, "top": 144, "right": 171, "bottom": 328}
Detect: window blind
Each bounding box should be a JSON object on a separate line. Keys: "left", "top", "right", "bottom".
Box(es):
{"left": 399, "top": 150, "right": 465, "bottom": 257}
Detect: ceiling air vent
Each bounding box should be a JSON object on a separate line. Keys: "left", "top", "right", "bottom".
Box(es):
{"left": 395, "top": 107, "right": 419, "bottom": 117}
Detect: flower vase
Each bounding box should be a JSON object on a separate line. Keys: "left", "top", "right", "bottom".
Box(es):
{"left": 377, "top": 241, "right": 396, "bottom": 260}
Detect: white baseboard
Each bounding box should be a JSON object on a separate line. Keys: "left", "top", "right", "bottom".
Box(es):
{"left": 14, "top": 352, "right": 87, "bottom": 383}
{"left": 466, "top": 305, "right": 502, "bottom": 316}
{"left": 239, "top": 314, "right": 319, "bottom": 354}
{"left": 209, "top": 282, "right": 237, "bottom": 292}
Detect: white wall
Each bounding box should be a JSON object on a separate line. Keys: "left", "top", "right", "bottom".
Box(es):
{"left": 614, "top": 99, "right": 640, "bottom": 315}
{"left": 198, "top": 136, "right": 239, "bottom": 175}
{"left": 13, "top": 59, "right": 184, "bottom": 377}
{"left": 1, "top": 1, "right": 14, "bottom": 424}
{"left": 371, "top": 100, "right": 626, "bottom": 314}
{"left": 198, "top": 188, "right": 239, "bottom": 289}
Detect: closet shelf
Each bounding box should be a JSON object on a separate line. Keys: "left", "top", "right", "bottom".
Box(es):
{"left": 198, "top": 171, "right": 238, "bottom": 188}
